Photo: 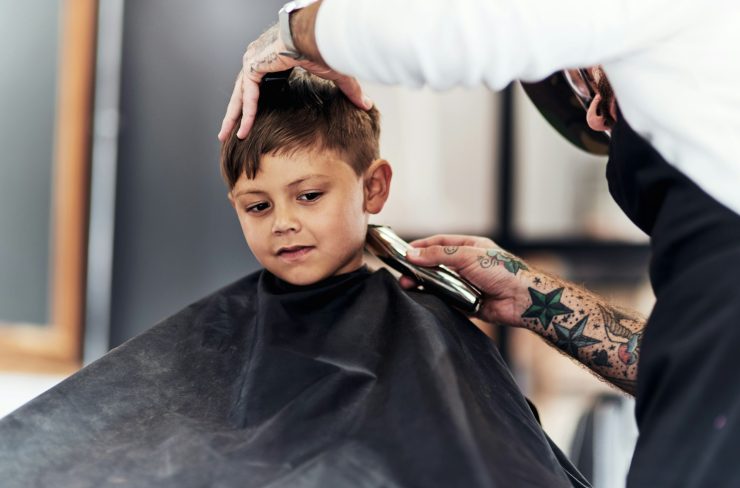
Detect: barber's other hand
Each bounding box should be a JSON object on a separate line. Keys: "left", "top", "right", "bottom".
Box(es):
{"left": 401, "top": 235, "right": 534, "bottom": 328}
{"left": 217, "top": 24, "right": 372, "bottom": 142}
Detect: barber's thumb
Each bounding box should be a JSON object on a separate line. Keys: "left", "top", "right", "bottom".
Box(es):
{"left": 406, "top": 246, "right": 454, "bottom": 267}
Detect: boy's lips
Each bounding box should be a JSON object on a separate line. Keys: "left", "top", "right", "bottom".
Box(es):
{"left": 276, "top": 245, "right": 315, "bottom": 262}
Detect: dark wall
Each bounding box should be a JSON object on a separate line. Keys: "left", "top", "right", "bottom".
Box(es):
{"left": 110, "top": 0, "right": 283, "bottom": 346}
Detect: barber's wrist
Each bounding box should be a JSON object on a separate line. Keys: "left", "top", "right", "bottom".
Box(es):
{"left": 290, "top": 1, "right": 325, "bottom": 65}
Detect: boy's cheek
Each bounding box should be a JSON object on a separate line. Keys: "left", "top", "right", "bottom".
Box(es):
{"left": 241, "top": 229, "right": 265, "bottom": 258}
{"left": 246, "top": 242, "right": 270, "bottom": 269}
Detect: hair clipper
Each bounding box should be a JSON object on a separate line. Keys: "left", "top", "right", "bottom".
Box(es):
{"left": 365, "top": 225, "right": 482, "bottom": 314}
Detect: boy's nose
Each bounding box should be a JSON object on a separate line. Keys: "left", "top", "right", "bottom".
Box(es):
{"left": 271, "top": 208, "right": 301, "bottom": 234}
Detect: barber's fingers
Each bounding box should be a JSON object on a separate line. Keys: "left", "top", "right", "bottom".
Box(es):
{"left": 219, "top": 24, "right": 300, "bottom": 141}
{"left": 333, "top": 75, "right": 372, "bottom": 110}
{"left": 219, "top": 21, "right": 373, "bottom": 141}
{"left": 301, "top": 59, "right": 373, "bottom": 111}
{"left": 237, "top": 72, "right": 262, "bottom": 139}
{"left": 218, "top": 71, "right": 245, "bottom": 142}
{"left": 409, "top": 234, "right": 496, "bottom": 250}
{"left": 405, "top": 244, "right": 485, "bottom": 272}
{"left": 399, "top": 243, "right": 485, "bottom": 290}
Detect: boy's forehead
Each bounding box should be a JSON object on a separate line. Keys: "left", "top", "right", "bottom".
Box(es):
{"left": 231, "top": 149, "right": 357, "bottom": 193}
{"left": 234, "top": 172, "right": 328, "bottom": 191}
{"left": 269, "top": 144, "right": 346, "bottom": 163}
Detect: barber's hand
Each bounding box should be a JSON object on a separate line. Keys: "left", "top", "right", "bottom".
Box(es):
{"left": 217, "top": 24, "right": 372, "bottom": 142}
{"left": 401, "top": 235, "right": 534, "bottom": 328}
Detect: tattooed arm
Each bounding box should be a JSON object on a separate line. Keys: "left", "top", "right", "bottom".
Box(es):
{"left": 404, "top": 235, "right": 645, "bottom": 395}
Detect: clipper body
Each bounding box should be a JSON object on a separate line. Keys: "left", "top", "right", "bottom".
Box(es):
{"left": 365, "top": 225, "right": 482, "bottom": 314}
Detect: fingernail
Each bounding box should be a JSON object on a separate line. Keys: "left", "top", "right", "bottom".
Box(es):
{"left": 362, "top": 96, "right": 373, "bottom": 109}
{"left": 406, "top": 248, "right": 420, "bottom": 257}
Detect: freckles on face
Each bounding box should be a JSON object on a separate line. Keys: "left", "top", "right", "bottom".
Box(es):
{"left": 229, "top": 149, "right": 369, "bottom": 285}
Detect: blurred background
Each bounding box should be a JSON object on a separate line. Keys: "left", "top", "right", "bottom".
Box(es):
{"left": 0, "top": 1, "right": 653, "bottom": 486}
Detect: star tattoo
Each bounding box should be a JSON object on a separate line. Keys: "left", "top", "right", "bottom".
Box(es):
{"left": 533, "top": 277, "right": 542, "bottom": 285}
{"left": 521, "top": 287, "right": 573, "bottom": 330}
{"left": 554, "top": 315, "right": 601, "bottom": 357}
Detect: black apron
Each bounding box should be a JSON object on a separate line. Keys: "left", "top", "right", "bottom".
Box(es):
{"left": 0, "top": 267, "right": 588, "bottom": 487}
{"left": 607, "top": 115, "right": 740, "bottom": 487}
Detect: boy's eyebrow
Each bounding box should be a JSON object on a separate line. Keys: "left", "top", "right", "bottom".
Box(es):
{"left": 286, "top": 174, "right": 329, "bottom": 188}
{"left": 233, "top": 174, "right": 330, "bottom": 198}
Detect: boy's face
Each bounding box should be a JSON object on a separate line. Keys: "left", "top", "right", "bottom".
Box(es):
{"left": 229, "top": 148, "right": 386, "bottom": 286}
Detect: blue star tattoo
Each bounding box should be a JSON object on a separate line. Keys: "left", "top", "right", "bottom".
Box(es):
{"left": 554, "top": 316, "right": 601, "bottom": 357}
{"left": 521, "top": 287, "right": 573, "bottom": 330}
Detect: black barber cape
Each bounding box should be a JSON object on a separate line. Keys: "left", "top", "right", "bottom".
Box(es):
{"left": 0, "top": 267, "right": 588, "bottom": 487}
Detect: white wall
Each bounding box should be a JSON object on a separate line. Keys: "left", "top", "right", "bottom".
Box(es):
{"left": 364, "top": 83, "right": 499, "bottom": 237}
{"left": 0, "top": 373, "right": 65, "bottom": 419}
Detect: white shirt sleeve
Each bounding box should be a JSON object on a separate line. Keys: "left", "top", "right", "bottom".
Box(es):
{"left": 315, "top": 0, "right": 740, "bottom": 217}
{"left": 315, "top": 0, "right": 702, "bottom": 90}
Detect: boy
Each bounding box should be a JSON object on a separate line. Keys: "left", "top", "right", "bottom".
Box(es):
{"left": 220, "top": 68, "right": 392, "bottom": 286}
{"left": 0, "top": 69, "right": 587, "bottom": 487}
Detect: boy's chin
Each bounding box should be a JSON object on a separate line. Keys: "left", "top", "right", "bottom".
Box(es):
{"left": 270, "top": 264, "right": 363, "bottom": 286}
{"left": 276, "top": 272, "right": 325, "bottom": 286}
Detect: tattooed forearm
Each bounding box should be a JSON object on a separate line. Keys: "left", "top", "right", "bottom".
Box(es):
{"left": 521, "top": 287, "right": 572, "bottom": 329}
{"left": 518, "top": 275, "right": 646, "bottom": 395}
{"left": 478, "top": 249, "right": 529, "bottom": 275}
{"left": 600, "top": 375, "right": 637, "bottom": 393}
{"left": 553, "top": 316, "right": 600, "bottom": 356}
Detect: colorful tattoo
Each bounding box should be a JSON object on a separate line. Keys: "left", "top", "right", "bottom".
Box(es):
{"left": 477, "top": 249, "right": 529, "bottom": 275}
{"left": 597, "top": 304, "right": 642, "bottom": 366}
{"left": 521, "top": 287, "right": 573, "bottom": 330}
{"left": 553, "top": 316, "right": 601, "bottom": 356}
{"left": 617, "top": 335, "right": 640, "bottom": 366}
{"left": 519, "top": 275, "right": 644, "bottom": 395}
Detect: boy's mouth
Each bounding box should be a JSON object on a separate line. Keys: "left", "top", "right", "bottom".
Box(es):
{"left": 276, "top": 245, "right": 315, "bottom": 261}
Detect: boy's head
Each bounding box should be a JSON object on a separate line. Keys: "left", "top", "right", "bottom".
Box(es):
{"left": 221, "top": 68, "right": 392, "bottom": 286}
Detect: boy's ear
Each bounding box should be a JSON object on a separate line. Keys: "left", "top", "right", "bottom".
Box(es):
{"left": 363, "top": 159, "right": 392, "bottom": 214}
{"left": 227, "top": 191, "right": 236, "bottom": 208}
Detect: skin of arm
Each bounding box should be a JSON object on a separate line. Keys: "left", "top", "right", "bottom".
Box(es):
{"left": 291, "top": 2, "right": 324, "bottom": 64}
{"left": 404, "top": 235, "right": 645, "bottom": 395}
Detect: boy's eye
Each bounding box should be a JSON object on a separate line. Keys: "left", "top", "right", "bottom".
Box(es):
{"left": 246, "top": 202, "right": 270, "bottom": 213}
{"left": 298, "top": 191, "right": 323, "bottom": 202}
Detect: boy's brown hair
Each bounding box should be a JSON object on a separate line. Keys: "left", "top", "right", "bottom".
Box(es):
{"left": 220, "top": 68, "right": 380, "bottom": 189}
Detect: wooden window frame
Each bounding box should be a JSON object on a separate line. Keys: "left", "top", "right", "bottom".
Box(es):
{"left": 0, "top": 0, "right": 97, "bottom": 374}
